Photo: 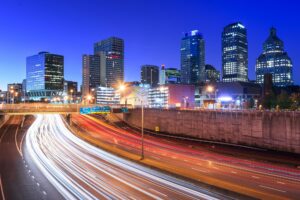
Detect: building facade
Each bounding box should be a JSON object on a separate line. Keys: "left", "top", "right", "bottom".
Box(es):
{"left": 96, "top": 87, "right": 120, "bottom": 105}
{"left": 148, "top": 84, "right": 195, "bottom": 108}
{"left": 7, "top": 83, "right": 23, "bottom": 103}
{"left": 26, "top": 52, "right": 64, "bottom": 100}
{"left": 205, "top": 64, "right": 220, "bottom": 82}
{"left": 222, "top": 22, "right": 248, "bottom": 82}
{"left": 94, "top": 37, "right": 124, "bottom": 88}
{"left": 160, "top": 65, "right": 181, "bottom": 85}
{"left": 141, "top": 65, "right": 159, "bottom": 87}
{"left": 256, "top": 28, "right": 293, "bottom": 87}
{"left": 64, "top": 80, "right": 78, "bottom": 95}
{"left": 82, "top": 54, "right": 102, "bottom": 97}
{"left": 180, "top": 30, "right": 205, "bottom": 84}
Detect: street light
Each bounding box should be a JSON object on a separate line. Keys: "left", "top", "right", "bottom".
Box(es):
{"left": 206, "top": 85, "right": 218, "bottom": 109}
{"left": 118, "top": 84, "right": 127, "bottom": 107}
{"left": 86, "top": 95, "right": 92, "bottom": 104}
{"left": 125, "top": 90, "right": 147, "bottom": 160}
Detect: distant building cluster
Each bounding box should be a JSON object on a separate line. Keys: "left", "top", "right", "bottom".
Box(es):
{"left": 0, "top": 22, "right": 296, "bottom": 110}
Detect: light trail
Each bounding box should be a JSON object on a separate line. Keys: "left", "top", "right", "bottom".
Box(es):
{"left": 26, "top": 114, "right": 219, "bottom": 200}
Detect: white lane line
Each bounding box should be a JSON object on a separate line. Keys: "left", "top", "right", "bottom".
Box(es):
{"left": 149, "top": 188, "right": 167, "bottom": 197}
{"left": 252, "top": 176, "right": 260, "bottom": 179}
{"left": 15, "top": 126, "right": 22, "bottom": 156}
{"left": 231, "top": 171, "right": 237, "bottom": 174}
{"left": 259, "top": 185, "right": 286, "bottom": 193}
{"left": 192, "top": 168, "right": 209, "bottom": 173}
{"left": 277, "top": 181, "right": 286, "bottom": 185}
{"left": 19, "top": 131, "right": 26, "bottom": 157}
{"left": 0, "top": 176, "right": 6, "bottom": 200}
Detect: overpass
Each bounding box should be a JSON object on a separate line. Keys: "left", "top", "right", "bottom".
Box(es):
{"left": 0, "top": 103, "right": 125, "bottom": 115}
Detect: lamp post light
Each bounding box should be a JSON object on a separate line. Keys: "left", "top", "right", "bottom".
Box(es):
{"left": 206, "top": 85, "right": 218, "bottom": 109}
{"left": 86, "top": 95, "right": 92, "bottom": 105}
{"left": 70, "top": 89, "right": 74, "bottom": 104}
{"left": 118, "top": 84, "right": 127, "bottom": 107}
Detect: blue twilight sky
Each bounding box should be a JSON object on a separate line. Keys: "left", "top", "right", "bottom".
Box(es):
{"left": 0, "top": 0, "right": 299, "bottom": 90}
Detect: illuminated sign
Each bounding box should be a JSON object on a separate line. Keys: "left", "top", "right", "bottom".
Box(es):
{"left": 80, "top": 106, "right": 111, "bottom": 114}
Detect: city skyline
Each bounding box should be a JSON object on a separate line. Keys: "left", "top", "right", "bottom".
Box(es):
{"left": 0, "top": 0, "right": 299, "bottom": 90}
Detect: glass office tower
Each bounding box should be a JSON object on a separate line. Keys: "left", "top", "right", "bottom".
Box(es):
{"left": 94, "top": 37, "right": 124, "bottom": 88}
{"left": 82, "top": 54, "right": 102, "bottom": 97}
{"left": 180, "top": 30, "right": 205, "bottom": 84}
{"left": 26, "top": 52, "right": 64, "bottom": 100}
{"left": 222, "top": 22, "right": 248, "bottom": 82}
{"left": 141, "top": 65, "right": 159, "bottom": 87}
{"left": 256, "top": 28, "right": 293, "bottom": 87}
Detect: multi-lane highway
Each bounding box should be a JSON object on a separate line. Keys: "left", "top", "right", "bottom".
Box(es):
{"left": 25, "top": 114, "right": 223, "bottom": 199}
{"left": 71, "top": 114, "right": 300, "bottom": 199}
{"left": 0, "top": 115, "right": 63, "bottom": 200}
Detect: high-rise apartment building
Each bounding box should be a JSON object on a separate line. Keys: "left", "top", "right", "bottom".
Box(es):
{"left": 256, "top": 28, "right": 293, "bottom": 87}
{"left": 222, "top": 22, "right": 248, "bottom": 82}
{"left": 180, "top": 30, "right": 205, "bottom": 84}
{"left": 94, "top": 37, "right": 124, "bottom": 88}
{"left": 82, "top": 54, "right": 102, "bottom": 97}
{"left": 26, "top": 52, "right": 64, "bottom": 100}
{"left": 141, "top": 65, "right": 159, "bottom": 87}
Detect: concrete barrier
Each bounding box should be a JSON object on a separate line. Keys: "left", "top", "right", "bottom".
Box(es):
{"left": 123, "top": 109, "right": 300, "bottom": 154}
{"left": 0, "top": 115, "right": 9, "bottom": 128}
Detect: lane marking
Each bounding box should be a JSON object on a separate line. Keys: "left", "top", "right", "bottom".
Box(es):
{"left": 19, "top": 131, "right": 26, "bottom": 157}
{"left": 0, "top": 175, "right": 6, "bottom": 200}
{"left": 277, "top": 181, "right": 286, "bottom": 185}
{"left": 149, "top": 188, "right": 167, "bottom": 197}
{"left": 15, "top": 126, "right": 22, "bottom": 156}
{"left": 259, "top": 185, "right": 286, "bottom": 193}
{"left": 231, "top": 171, "right": 237, "bottom": 174}
{"left": 252, "top": 176, "right": 260, "bottom": 179}
{"left": 192, "top": 168, "right": 209, "bottom": 173}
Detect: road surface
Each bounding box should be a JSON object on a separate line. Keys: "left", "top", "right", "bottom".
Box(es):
{"left": 71, "top": 114, "right": 300, "bottom": 199}
{"left": 26, "top": 114, "right": 222, "bottom": 199}
{"left": 0, "top": 115, "right": 63, "bottom": 200}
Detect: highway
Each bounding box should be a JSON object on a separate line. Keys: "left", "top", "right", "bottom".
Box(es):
{"left": 71, "top": 114, "right": 300, "bottom": 199}
{"left": 26, "top": 114, "right": 222, "bottom": 200}
{"left": 0, "top": 115, "right": 63, "bottom": 200}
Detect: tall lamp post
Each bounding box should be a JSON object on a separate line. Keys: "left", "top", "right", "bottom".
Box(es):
{"left": 141, "top": 99, "right": 144, "bottom": 160}
{"left": 125, "top": 90, "right": 147, "bottom": 160}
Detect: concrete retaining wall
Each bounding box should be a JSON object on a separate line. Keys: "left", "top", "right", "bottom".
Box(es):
{"left": 123, "top": 109, "right": 300, "bottom": 154}
{"left": 0, "top": 115, "right": 9, "bottom": 127}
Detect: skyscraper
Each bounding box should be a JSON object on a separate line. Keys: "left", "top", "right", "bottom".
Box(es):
{"left": 180, "top": 30, "right": 205, "bottom": 84}
{"left": 82, "top": 54, "right": 101, "bottom": 97}
{"left": 222, "top": 22, "right": 248, "bottom": 82}
{"left": 256, "top": 28, "right": 293, "bottom": 87}
{"left": 141, "top": 65, "right": 159, "bottom": 87}
{"left": 26, "top": 52, "right": 64, "bottom": 100}
{"left": 94, "top": 37, "right": 124, "bottom": 88}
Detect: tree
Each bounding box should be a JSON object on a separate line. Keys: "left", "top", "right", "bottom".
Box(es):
{"left": 277, "top": 92, "right": 292, "bottom": 109}
{"left": 262, "top": 92, "right": 276, "bottom": 109}
{"left": 290, "top": 93, "right": 300, "bottom": 110}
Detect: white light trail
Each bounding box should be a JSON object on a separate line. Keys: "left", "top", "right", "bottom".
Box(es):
{"left": 26, "top": 114, "right": 218, "bottom": 200}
